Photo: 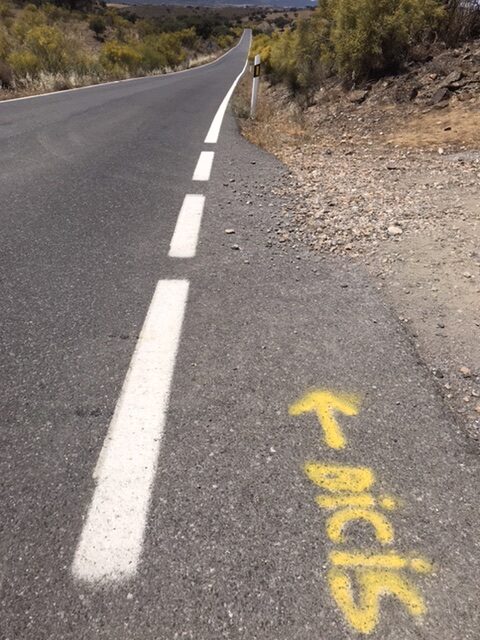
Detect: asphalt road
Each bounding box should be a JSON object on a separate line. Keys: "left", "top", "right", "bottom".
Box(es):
{"left": 1, "top": 30, "right": 479, "bottom": 640}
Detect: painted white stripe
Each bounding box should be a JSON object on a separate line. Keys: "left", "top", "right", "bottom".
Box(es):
{"left": 72, "top": 280, "right": 189, "bottom": 583}
{"left": 169, "top": 194, "right": 205, "bottom": 258}
{"left": 0, "top": 31, "right": 250, "bottom": 106}
{"left": 204, "top": 52, "right": 250, "bottom": 144}
{"left": 192, "top": 151, "right": 215, "bottom": 181}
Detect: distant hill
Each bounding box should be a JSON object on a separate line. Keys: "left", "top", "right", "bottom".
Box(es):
{"left": 117, "top": 0, "right": 316, "bottom": 8}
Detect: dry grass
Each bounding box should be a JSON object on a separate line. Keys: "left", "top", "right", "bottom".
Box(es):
{"left": 233, "top": 77, "right": 310, "bottom": 154}
{"left": 387, "top": 98, "right": 480, "bottom": 149}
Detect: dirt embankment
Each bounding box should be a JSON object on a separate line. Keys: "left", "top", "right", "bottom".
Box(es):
{"left": 236, "top": 39, "right": 480, "bottom": 446}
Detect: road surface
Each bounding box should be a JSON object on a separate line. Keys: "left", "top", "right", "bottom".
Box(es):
{"left": 0, "top": 30, "right": 479, "bottom": 639}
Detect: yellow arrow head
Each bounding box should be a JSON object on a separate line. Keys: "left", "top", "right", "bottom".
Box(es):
{"left": 289, "top": 389, "right": 361, "bottom": 449}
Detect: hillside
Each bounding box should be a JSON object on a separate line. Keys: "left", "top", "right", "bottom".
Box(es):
{"left": 118, "top": 0, "right": 315, "bottom": 8}
{"left": 0, "top": 0, "right": 250, "bottom": 98}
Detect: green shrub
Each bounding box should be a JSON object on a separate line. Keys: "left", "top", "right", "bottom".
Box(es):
{"left": 24, "top": 25, "right": 67, "bottom": 72}
{"left": 137, "top": 38, "right": 167, "bottom": 71}
{"left": 0, "top": 24, "right": 11, "bottom": 59}
{"left": 216, "top": 34, "right": 234, "bottom": 49}
{"left": 0, "top": 0, "right": 13, "bottom": 21}
{"left": 327, "top": 0, "right": 445, "bottom": 79}
{"left": 100, "top": 40, "right": 142, "bottom": 72}
{"left": 152, "top": 32, "right": 186, "bottom": 67}
{"left": 291, "top": 11, "right": 330, "bottom": 96}
{"left": 7, "top": 50, "right": 41, "bottom": 77}
{"left": 89, "top": 15, "right": 106, "bottom": 38}
{"left": 111, "top": 14, "right": 134, "bottom": 42}
{"left": 250, "top": 32, "right": 277, "bottom": 70}
{"left": 255, "top": 0, "right": 446, "bottom": 96}
{"left": 43, "top": 3, "right": 73, "bottom": 23}
{"left": 13, "top": 4, "right": 47, "bottom": 42}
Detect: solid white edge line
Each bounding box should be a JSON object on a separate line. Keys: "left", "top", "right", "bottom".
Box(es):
{"left": 169, "top": 194, "right": 205, "bottom": 259}
{"left": 204, "top": 33, "right": 251, "bottom": 145}
{"left": 72, "top": 279, "right": 189, "bottom": 583}
{"left": 0, "top": 31, "right": 249, "bottom": 106}
{"left": 192, "top": 151, "right": 215, "bottom": 181}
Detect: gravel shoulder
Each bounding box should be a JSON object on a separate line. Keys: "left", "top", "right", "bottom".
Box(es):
{"left": 234, "top": 45, "right": 480, "bottom": 445}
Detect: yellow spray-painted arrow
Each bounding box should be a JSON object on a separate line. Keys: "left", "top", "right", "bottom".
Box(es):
{"left": 289, "top": 390, "right": 361, "bottom": 449}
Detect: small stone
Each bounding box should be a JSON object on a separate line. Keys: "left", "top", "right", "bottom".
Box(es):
{"left": 475, "top": 403, "right": 480, "bottom": 414}
{"left": 348, "top": 89, "right": 369, "bottom": 104}
{"left": 430, "top": 86, "right": 450, "bottom": 105}
{"left": 460, "top": 366, "right": 472, "bottom": 378}
{"left": 438, "top": 147, "right": 445, "bottom": 155}
{"left": 225, "top": 229, "right": 235, "bottom": 234}
{"left": 231, "top": 244, "right": 240, "bottom": 250}
{"left": 388, "top": 225, "right": 403, "bottom": 236}
{"left": 442, "top": 70, "right": 463, "bottom": 87}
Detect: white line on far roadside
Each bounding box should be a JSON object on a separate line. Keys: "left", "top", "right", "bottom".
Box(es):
{"left": 192, "top": 151, "right": 215, "bottom": 181}
{"left": 204, "top": 53, "right": 250, "bottom": 144}
{"left": 72, "top": 279, "right": 189, "bottom": 583}
{"left": 169, "top": 194, "right": 205, "bottom": 258}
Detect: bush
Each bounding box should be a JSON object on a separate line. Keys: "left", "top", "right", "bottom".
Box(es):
{"left": 100, "top": 40, "right": 142, "bottom": 72}
{"left": 137, "top": 37, "right": 167, "bottom": 71}
{"left": 111, "top": 14, "right": 134, "bottom": 42}
{"left": 442, "top": 0, "right": 480, "bottom": 45}
{"left": 251, "top": 13, "right": 329, "bottom": 101}
{"left": 328, "top": 0, "right": 445, "bottom": 79}
{"left": 255, "top": 0, "right": 447, "bottom": 96}
{"left": 7, "top": 50, "right": 41, "bottom": 77}
{"left": 89, "top": 15, "right": 106, "bottom": 38}
{"left": 13, "top": 4, "right": 47, "bottom": 42}
{"left": 24, "top": 25, "right": 67, "bottom": 73}
{"left": 0, "top": 24, "right": 11, "bottom": 59}
{"left": 216, "top": 34, "right": 235, "bottom": 49}
{"left": 0, "top": 0, "right": 13, "bottom": 21}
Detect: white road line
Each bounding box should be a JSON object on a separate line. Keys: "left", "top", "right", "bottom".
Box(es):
{"left": 169, "top": 194, "right": 205, "bottom": 258}
{"left": 0, "top": 31, "right": 249, "bottom": 106}
{"left": 204, "top": 54, "right": 250, "bottom": 144}
{"left": 192, "top": 151, "right": 215, "bottom": 181}
{"left": 72, "top": 280, "right": 189, "bottom": 583}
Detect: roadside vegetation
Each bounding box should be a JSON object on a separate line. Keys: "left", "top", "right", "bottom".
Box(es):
{"left": 250, "top": 0, "right": 480, "bottom": 100}
{"left": 0, "top": 0, "right": 248, "bottom": 97}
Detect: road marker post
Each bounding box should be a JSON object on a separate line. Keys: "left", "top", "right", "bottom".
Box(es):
{"left": 250, "top": 54, "right": 261, "bottom": 119}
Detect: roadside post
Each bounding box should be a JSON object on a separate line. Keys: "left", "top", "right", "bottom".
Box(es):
{"left": 250, "top": 54, "right": 261, "bottom": 119}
